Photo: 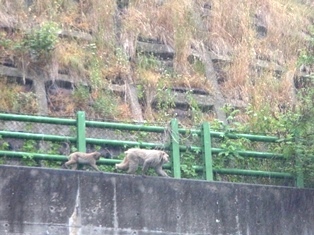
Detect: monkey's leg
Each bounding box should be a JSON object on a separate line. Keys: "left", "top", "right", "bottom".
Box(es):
{"left": 64, "top": 160, "right": 76, "bottom": 169}
{"left": 127, "top": 162, "right": 138, "bottom": 174}
{"left": 90, "top": 163, "right": 100, "bottom": 171}
{"left": 71, "top": 163, "right": 78, "bottom": 170}
{"left": 142, "top": 156, "right": 160, "bottom": 176}
{"left": 155, "top": 165, "right": 169, "bottom": 177}
{"left": 142, "top": 161, "right": 150, "bottom": 176}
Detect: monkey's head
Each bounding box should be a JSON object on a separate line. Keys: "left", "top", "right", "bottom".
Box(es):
{"left": 94, "top": 152, "right": 102, "bottom": 160}
{"left": 160, "top": 152, "right": 169, "bottom": 164}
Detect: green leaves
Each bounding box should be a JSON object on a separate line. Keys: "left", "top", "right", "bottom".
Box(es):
{"left": 180, "top": 152, "right": 198, "bottom": 178}
{"left": 22, "top": 21, "right": 59, "bottom": 60}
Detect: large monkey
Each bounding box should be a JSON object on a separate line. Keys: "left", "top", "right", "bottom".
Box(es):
{"left": 115, "top": 148, "right": 170, "bottom": 177}
{"left": 64, "top": 152, "right": 102, "bottom": 171}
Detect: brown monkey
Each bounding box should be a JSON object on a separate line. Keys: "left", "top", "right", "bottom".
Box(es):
{"left": 64, "top": 152, "right": 102, "bottom": 171}
{"left": 115, "top": 148, "right": 169, "bottom": 177}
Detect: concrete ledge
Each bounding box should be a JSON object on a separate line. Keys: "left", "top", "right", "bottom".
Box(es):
{"left": 0, "top": 165, "right": 313, "bottom": 235}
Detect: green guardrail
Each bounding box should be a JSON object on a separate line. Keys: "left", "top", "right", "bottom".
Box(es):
{"left": 0, "top": 111, "right": 303, "bottom": 187}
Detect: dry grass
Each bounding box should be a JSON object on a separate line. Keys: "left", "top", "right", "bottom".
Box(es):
{"left": 55, "top": 39, "right": 88, "bottom": 79}
{"left": 0, "top": 79, "right": 21, "bottom": 111}
{"left": 0, "top": 79, "right": 38, "bottom": 114}
{"left": 48, "top": 92, "right": 75, "bottom": 116}
{"left": 212, "top": 0, "right": 313, "bottom": 110}
{"left": 0, "top": 0, "right": 313, "bottom": 122}
{"left": 116, "top": 103, "right": 132, "bottom": 120}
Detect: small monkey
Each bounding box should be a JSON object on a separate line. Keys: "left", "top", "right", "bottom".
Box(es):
{"left": 115, "top": 148, "right": 169, "bottom": 177}
{"left": 64, "top": 152, "right": 102, "bottom": 171}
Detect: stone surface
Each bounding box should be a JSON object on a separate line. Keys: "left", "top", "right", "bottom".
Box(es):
{"left": 0, "top": 165, "right": 314, "bottom": 235}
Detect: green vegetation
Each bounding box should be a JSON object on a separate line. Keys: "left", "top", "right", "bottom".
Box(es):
{"left": 0, "top": 0, "right": 312, "bottom": 122}
{"left": 0, "top": 0, "right": 313, "bottom": 186}
{"left": 21, "top": 21, "right": 59, "bottom": 60}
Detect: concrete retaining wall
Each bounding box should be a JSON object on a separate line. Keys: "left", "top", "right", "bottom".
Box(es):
{"left": 0, "top": 165, "right": 313, "bottom": 235}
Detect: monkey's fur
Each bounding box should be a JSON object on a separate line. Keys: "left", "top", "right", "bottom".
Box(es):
{"left": 115, "top": 148, "right": 169, "bottom": 177}
{"left": 64, "top": 152, "right": 102, "bottom": 171}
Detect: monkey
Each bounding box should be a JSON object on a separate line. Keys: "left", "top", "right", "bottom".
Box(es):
{"left": 115, "top": 148, "right": 170, "bottom": 177}
{"left": 64, "top": 152, "right": 102, "bottom": 171}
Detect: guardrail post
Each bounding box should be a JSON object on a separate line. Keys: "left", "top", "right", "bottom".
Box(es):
{"left": 170, "top": 118, "right": 181, "bottom": 178}
{"left": 202, "top": 122, "right": 213, "bottom": 181}
{"left": 294, "top": 131, "right": 304, "bottom": 188}
{"left": 76, "top": 111, "right": 86, "bottom": 152}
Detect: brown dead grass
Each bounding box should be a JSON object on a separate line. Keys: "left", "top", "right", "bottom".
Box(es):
{"left": 55, "top": 39, "right": 88, "bottom": 77}
{"left": 116, "top": 103, "right": 132, "bottom": 120}
{"left": 0, "top": 79, "right": 38, "bottom": 114}
{"left": 212, "top": 0, "right": 312, "bottom": 109}
{"left": 0, "top": 0, "right": 313, "bottom": 122}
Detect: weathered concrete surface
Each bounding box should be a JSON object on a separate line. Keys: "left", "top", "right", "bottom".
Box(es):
{"left": 0, "top": 165, "right": 314, "bottom": 235}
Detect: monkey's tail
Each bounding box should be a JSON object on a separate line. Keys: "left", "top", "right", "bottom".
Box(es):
{"left": 115, "top": 155, "right": 129, "bottom": 170}
{"left": 117, "top": 156, "right": 127, "bottom": 165}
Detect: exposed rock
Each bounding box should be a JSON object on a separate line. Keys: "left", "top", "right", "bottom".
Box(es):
{"left": 0, "top": 65, "right": 24, "bottom": 78}
{"left": 171, "top": 87, "right": 210, "bottom": 95}
{"left": 137, "top": 41, "right": 174, "bottom": 60}
{"left": 254, "top": 59, "right": 284, "bottom": 75}
{"left": 58, "top": 30, "right": 93, "bottom": 41}
{"left": 153, "top": 89, "right": 214, "bottom": 112}
{"left": 254, "top": 12, "right": 268, "bottom": 38}
{"left": 225, "top": 99, "right": 247, "bottom": 110}
{"left": 32, "top": 75, "right": 48, "bottom": 115}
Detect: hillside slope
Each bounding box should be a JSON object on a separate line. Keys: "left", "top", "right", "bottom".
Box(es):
{"left": 0, "top": 0, "right": 313, "bottom": 127}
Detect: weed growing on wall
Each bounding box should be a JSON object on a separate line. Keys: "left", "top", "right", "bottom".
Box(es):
{"left": 180, "top": 151, "right": 199, "bottom": 179}
{"left": 13, "top": 93, "right": 38, "bottom": 114}
{"left": 0, "top": 80, "right": 38, "bottom": 114}
{"left": 0, "top": 136, "right": 9, "bottom": 152}
{"left": 0, "top": 37, "right": 13, "bottom": 49}
{"left": 155, "top": 84, "right": 176, "bottom": 121}
{"left": 92, "top": 90, "right": 119, "bottom": 119}
{"left": 20, "top": 21, "right": 60, "bottom": 62}
{"left": 186, "top": 91, "right": 203, "bottom": 124}
{"left": 20, "top": 140, "right": 38, "bottom": 166}
{"left": 214, "top": 137, "right": 248, "bottom": 170}
{"left": 137, "top": 53, "right": 161, "bottom": 70}
{"left": 73, "top": 85, "right": 90, "bottom": 103}
{"left": 89, "top": 56, "right": 103, "bottom": 89}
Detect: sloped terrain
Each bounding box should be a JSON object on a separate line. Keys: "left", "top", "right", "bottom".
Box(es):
{"left": 0, "top": 0, "right": 313, "bottom": 127}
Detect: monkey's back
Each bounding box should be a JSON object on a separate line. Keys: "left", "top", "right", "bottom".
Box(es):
{"left": 125, "top": 149, "right": 164, "bottom": 166}
{"left": 68, "top": 152, "right": 100, "bottom": 164}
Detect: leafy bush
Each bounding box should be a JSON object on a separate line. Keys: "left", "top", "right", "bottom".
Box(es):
{"left": 20, "top": 21, "right": 59, "bottom": 60}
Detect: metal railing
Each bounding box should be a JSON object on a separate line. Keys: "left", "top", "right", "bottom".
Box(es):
{"left": 0, "top": 111, "right": 303, "bottom": 187}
